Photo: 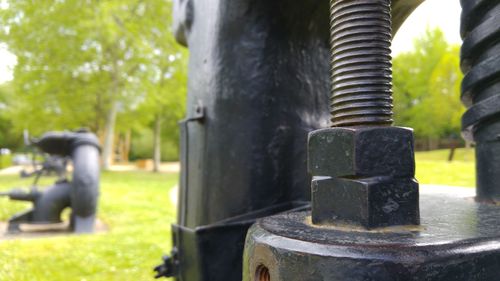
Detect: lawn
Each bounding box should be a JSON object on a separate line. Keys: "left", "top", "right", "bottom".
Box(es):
{"left": 0, "top": 148, "right": 476, "bottom": 280}
{"left": 0, "top": 171, "right": 177, "bottom": 281}
{"left": 415, "top": 148, "right": 475, "bottom": 187}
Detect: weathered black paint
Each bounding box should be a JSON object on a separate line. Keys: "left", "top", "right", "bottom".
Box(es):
{"left": 157, "top": 0, "right": 447, "bottom": 279}
{"left": 244, "top": 193, "right": 500, "bottom": 281}
{"left": 163, "top": 0, "right": 333, "bottom": 279}
{"left": 308, "top": 127, "right": 416, "bottom": 178}
{"left": 307, "top": 0, "right": 419, "bottom": 229}
{"left": 312, "top": 176, "right": 419, "bottom": 228}
{"left": 308, "top": 127, "right": 419, "bottom": 228}
{"left": 242, "top": 1, "right": 500, "bottom": 280}
{"left": 243, "top": 0, "right": 500, "bottom": 280}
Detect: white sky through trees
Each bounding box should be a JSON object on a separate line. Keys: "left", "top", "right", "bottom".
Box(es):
{"left": 0, "top": 0, "right": 462, "bottom": 84}
{"left": 393, "top": 0, "right": 462, "bottom": 54}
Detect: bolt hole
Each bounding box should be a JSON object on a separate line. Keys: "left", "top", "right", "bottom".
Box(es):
{"left": 255, "top": 265, "right": 270, "bottom": 281}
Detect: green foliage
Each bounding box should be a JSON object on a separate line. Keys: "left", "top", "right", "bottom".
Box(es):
{"left": 393, "top": 28, "right": 465, "bottom": 140}
{"left": 0, "top": 83, "right": 20, "bottom": 149}
{"left": 130, "top": 127, "right": 179, "bottom": 161}
{"left": 0, "top": 1, "right": 187, "bottom": 158}
{"left": 0, "top": 171, "right": 177, "bottom": 281}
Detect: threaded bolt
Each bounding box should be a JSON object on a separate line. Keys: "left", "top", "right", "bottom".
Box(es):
{"left": 329, "top": 0, "right": 394, "bottom": 127}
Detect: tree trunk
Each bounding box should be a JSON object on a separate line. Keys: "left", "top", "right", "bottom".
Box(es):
{"left": 153, "top": 114, "right": 162, "bottom": 173}
{"left": 101, "top": 100, "right": 118, "bottom": 170}
{"left": 427, "top": 137, "right": 438, "bottom": 151}
{"left": 124, "top": 130, "right": 131, "bottom": 163}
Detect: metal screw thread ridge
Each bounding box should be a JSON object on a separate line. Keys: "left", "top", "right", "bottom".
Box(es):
{"left": 460, "top": 0, "right": 500, "bottom": 139}
{"left": 329, "top": 0, "right": 394, "bottom": 127}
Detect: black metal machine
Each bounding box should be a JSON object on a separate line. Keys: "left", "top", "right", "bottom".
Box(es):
{"left": 1, "top": 130, "right": 100, "bottom": 233}
{"left": 155, "top": 0, "right": 500, "bottom": 280}
{"left": 19, "top": 154, "right": 68, "bottom": 180}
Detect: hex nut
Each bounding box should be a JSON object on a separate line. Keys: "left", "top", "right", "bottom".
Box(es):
{"left": 308, "top": 126, "right": 415, "bottom": 178}
{"left": 311, "top": 176, "right": 419, "bottom": 228}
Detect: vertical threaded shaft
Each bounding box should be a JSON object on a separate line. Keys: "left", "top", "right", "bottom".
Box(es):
{"left": 329, "top": 0, "right": 394, "bottom": 127}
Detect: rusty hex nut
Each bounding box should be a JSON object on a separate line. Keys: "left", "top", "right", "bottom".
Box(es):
{"left": 311, "top": 176, "right": 419, "bottom": 228}
{"left": 308, "top": 126, "right": 415, "bottom": 178}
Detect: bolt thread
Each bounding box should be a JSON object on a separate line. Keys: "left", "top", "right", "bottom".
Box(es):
{"left": 329, "top": 0, "right": 393, "bottom": 127}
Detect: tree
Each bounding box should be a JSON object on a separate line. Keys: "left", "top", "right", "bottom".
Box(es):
{"left": 0, "top": 0, "right": 188, "bottom": 168}
{"left": 128, "top": 1, "right": 187, "bottom": 172}
{"left": 393, "top": 28, "right": 464, "bottom": 146}
{"left": 0, "top": 82, "right": 20, "bottom": 149}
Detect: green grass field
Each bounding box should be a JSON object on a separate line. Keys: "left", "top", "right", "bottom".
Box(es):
{"left": 0, "top": 148, "right": 476, "bottom": 280}
{"left": 416, "top": 148, "right": 475, "bottom": 187}
{"left": 0, "top": 172, "right": 177, "bottom": 281}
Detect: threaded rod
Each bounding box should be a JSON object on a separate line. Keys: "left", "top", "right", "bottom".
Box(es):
{"left": 329, "top": 0, "right": 394, "bottom": 127}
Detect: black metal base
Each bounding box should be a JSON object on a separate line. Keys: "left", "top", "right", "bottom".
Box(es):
{"left": 168, "top": 222, "right": 253, "bottom": 281}
{"left": 243, "top": 192, "right": 500, "bottom": 281}
{"left": 7, "top": 210, "right": 34, "bottom": 233}
{"left": 157, "top": 202, "right": 310, "bottom": 280}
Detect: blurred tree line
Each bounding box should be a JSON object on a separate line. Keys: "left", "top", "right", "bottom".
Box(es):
{"left": 0, "top": 0, "right": 187, "bottom": 170}
{"left": 393, "top": 28, "right": 464, "bottom": 149}
{"left": 0, "top": 1, "right": 465, "bottom": 169}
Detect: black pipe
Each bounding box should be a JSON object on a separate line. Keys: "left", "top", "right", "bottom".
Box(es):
{"left": 7, "top": 130, "right": 100, "bottom": 233}
{"left": 71, "top": 141, "right": 100, "bottom": 232}
{"left": 35, "top": 131, "right": 101, "bottom": 232}
{"left": 31, "top": 182, "right": 71, "bottom": 223}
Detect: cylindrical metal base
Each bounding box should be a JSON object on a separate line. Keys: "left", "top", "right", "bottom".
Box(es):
{"left": 244, "top": 193, "right": 500, "bottom": 281}
{"left": 474, "top": 122, "right": 500, "bottom": 202}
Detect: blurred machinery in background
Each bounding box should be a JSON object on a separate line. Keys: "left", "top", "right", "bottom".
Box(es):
{"left": 1, "top": 130, "right": 100, "bottom": 233}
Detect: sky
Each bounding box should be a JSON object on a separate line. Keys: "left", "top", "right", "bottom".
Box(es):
{"left": 0, "top": 43, "right": 15, "bottom": 84}
{"left": 392, "top": 0, "right": 462, "bottom": 54}
{"left": 0, "top": 0, "right": 462, "bottom": 84}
